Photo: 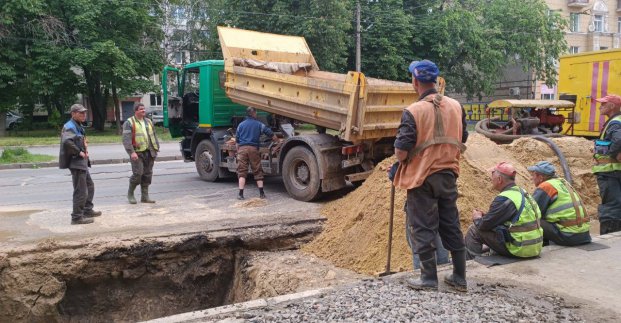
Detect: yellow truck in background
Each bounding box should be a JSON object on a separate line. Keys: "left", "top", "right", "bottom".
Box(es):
{"left": 558, "top": 49, "right": 621, "bottom": 137}
{"left": 163, "top": 27, "right": 438, "bottom": 201}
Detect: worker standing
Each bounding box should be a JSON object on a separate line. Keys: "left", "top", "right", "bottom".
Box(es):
{"left": 592, "top": 94, "right": 621, "bottom": 234}
{"left": 236, "top": 107, "right": 278, "bottom": 200}
{"left": 122, "top": 103, "right": 160, "bottom": 204}
{"left": 465, "top": 162, "right": 543, "bottom": 259}
{"left": 59, "top": 104, "right": 101, "bottom": 225}
{"left": 528, "top": 161, "right": 591, "bottom": 246}
{"left": 392, "top": 60, "right": 468, "bottom": 292}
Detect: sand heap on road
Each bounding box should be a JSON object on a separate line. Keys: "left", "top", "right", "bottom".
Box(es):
{"left": 302, "top": 134, "right": 600, "bottom": 275}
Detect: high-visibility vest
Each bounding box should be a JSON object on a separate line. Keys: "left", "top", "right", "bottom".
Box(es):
{"left": 499, "top": 187, "right": 543, "bottom": 258}
{"left": 128, "top": 117, "right": 159, "bottom": 152}
{"left": 592, "top": 115, "right": 621, "bottom": 173}
{"left": 543, "top": 178, "right": 590, "bottom": 234}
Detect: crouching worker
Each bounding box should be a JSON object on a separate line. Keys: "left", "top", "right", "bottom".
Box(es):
{"left": 465, "top": 162, "right": 543, "bottom": 259}
{"left": 528, "top": 161, "right": 591, "bottom": 246}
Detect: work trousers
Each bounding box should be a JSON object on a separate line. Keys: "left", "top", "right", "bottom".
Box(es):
{"left": 464, "top": 224, "right": 513, "bottom": 258}
{"left": 406, "top": 171, "right": 465, "bottom": 255}
{"left": 130, "top": 150, "right": 155, "bottom": 187}
{"left": 70, "top": 169, "right": 95, "bottom": 220}
{"left": 540, "top": 220, "right": 591, "bottom": 246}
{"left": 237, "top": 145, "right": 263, "bottom": 180}
{"left": 596, "top": 173, "right": 621, "bottom": 234}
{"left": 404, "top": 203, "right": 449, "bottom": 268}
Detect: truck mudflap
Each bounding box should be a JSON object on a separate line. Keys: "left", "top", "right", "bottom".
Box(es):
{"left": 279, "top": 134, "right": 348, "bottom": 194}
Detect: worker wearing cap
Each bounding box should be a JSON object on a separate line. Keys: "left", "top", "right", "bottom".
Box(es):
{"left": 392, "top": 59, "right": 469, "bottom": 292}
{"left": 465, "top": 162, "right": 543, "bottom": 259}
{"left": 592, "top": 94, "right": 621, "bottom": 234}
{"left": 528, "top": 161, "right": 591, "bottom": 246}
{"left": 59, "top": 104, "right": 102, "bottom": 225}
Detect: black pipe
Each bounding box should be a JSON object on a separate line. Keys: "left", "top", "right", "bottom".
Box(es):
{"left": 475, "top": 118, "right": 563, "bottom": 144}
{"left": 532, "top": 136, "right": 573, "bottom": 185}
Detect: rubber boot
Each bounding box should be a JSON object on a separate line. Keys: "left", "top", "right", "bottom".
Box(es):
{"left": 405, "top": 251, "right": 438, "bottom": 291}
{"left": 141, "top": 186, "right": 155, "bottom": 203}
{"left": 444, "top": 250, "right": 467, "bottom": 292}
{"left": 127, "top": 183, "right": 138, "bottom": 204}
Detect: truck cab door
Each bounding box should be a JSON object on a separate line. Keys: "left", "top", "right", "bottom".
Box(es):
{"left": 162, "top": 66, "right": 182, "bottom": 137}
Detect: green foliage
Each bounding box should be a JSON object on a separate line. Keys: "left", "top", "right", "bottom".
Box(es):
{"left": 0, "top": 147, "right": 55, "bottom": 164}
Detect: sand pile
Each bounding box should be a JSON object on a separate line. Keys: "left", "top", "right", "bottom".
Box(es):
{"left": 303, "top": 134, "right": 600, "bottom": 275}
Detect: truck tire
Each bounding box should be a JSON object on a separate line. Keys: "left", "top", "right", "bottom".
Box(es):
{"left": 195, "top": 140, "right": 220, "bottom": 182}
{"left": 282, "top": 146, "right": 321, "bottom": 201}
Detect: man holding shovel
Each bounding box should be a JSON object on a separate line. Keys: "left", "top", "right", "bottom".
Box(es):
{"left": 392, "top": 60, "right": 469, "bottom": 292}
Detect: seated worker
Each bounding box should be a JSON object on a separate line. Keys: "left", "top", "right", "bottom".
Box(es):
{"left": 465, "top": 162, "right": 543, "bottom": 259}
{"left": 528, "top": 161, "right": 591, "bottom": 246}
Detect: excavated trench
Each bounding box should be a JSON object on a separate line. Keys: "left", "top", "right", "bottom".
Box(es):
{"left": 0, "top": 220, "right": 359, "bottom": 322}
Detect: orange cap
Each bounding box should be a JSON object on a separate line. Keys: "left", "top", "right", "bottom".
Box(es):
{"left": 488, "top": 162, "right": 517, "bottom": 178}
{"left": 595, "top": 95, "right": 621, "bottom": 107}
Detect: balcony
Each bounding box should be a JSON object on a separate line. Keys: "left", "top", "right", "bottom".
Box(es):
{"left": 568, "top": 0, "right": 589, "bottom": 7}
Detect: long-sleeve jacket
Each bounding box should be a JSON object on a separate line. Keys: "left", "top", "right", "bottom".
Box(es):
{"left": 394, "top": 89, "right": 469, "bottom": 152}
{"left": 122, "top": 117, "right": 159, "bottom": 156}
{"left": 59, "top": 119, "right": 89, "bottom": 170}
{"left": 236, "top": 117, "right": 274, "bottom": 148}
{"left": 475, "top": 183, "right": 519, "bottom": 231}
{"left": 600, "top": 112, "right": 621, "bottom": 157}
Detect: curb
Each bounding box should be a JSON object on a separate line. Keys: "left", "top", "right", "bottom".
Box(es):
{"left": 0, "top": 155, "right": 184, "bottom": 170}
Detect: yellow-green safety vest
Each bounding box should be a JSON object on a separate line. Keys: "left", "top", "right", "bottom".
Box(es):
{"left": 593, "top": 115, "right": 621, "bottom": 173}
{"left": 543, "top": 178, "right": 590, "bottom": 234}
{"left": 499, "top": 187, "right": 543, "bottom": 258}
{"left": 129, "top": 117, "right": 159, "bottom": 152}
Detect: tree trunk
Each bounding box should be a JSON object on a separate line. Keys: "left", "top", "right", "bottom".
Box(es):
{"left": 112, "top": 85, "right": 122, "bottom": 135}
{"left": 0, "top": 112, "right": 6, "bottom": 137}
{"left": 85, "top": 70, "right": 107, "bottom": 131}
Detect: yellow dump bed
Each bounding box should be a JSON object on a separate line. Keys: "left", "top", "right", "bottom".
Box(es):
{"left": 218, "top": 26, "right": 423, "bottom": 143}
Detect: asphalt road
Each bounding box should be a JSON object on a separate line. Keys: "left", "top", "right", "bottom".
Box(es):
{"left": 0, "top": 141, "right": 182, "bottom": 160}
{"left": 0, "top": 160, "right": 326, "bottom": 248}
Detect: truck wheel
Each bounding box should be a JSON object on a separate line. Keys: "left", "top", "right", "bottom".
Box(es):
{"left": 195, "top": 140, "right": 220, "bottom": 182}
{"left": 282, "top": 146, "right": 321, "bottom": 201}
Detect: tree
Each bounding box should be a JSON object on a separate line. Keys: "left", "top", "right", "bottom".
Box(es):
{"left": 408, "top": 0, "right": 567, "bottom": 100}
{"left": 350, "top": 0, "right": 413, "bottom": 80}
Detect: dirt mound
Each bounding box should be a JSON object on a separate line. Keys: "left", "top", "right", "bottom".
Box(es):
{"left": 303, "top": 134, "right": 600, "bottom": 275}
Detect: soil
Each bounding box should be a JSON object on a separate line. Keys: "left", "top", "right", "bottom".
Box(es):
{"left": 303, "top": 134, "right": 600, "bottom": 275}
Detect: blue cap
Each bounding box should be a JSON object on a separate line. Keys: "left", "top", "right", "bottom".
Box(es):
{"left": 408, "top": 60, "right": 439, "bottom": 83}
{"left": 527, "top": 161, "right": 556, "bottom": 176}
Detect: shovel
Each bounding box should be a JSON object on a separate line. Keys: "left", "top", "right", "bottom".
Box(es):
{"left": 379, "top": 184, "right": 397, "bottom": 277}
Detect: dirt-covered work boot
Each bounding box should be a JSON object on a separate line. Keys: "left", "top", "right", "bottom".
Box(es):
{"left": 444, "top": 249, "right": 467, "bottom": 292}
{"left": 141, "top": 185, "right": 155, "bottom": 203}
{"left": 406, "top": 251, "right": 438, "bottom": 291}
{"left": 83, "top": 209, "right": 102, "bottom": 218}
{"left": 127, "top": 183, "right": 138, "bottom": 204}
{"left": 259, "top": 187, "right": 266, "bottom": 199}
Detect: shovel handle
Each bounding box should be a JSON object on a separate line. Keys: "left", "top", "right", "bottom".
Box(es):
{"left": 385, "top": 184, "right": 396, "bottom": 274}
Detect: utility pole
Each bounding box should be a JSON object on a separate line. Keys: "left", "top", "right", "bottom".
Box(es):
{"left": 355, "top": 0, "right": 361, "bottom": 72}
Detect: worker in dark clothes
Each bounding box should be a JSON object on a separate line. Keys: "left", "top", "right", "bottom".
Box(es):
{"left": 465, "top": 162, "right": 543, "bottom": 259}
{"left": 392, "top": 59, "right": 469, "bottom": 292}
{"left": 592, "top": 94, "right": 621, "bottom": 234}
{"left": 528, "top": 161, "right": 591, "bottom": 246}
{"left": 122, "top": 103, "right": 160, "bottom": 204}
{"left": 236, "top": 107, "right": 278, "bottom": 200}
{"left": 59, "top": 104, "right": 101, "bottom": 225}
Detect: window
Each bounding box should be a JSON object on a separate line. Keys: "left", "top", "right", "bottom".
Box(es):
{"left": 569, "top": 46, "right": 580, "bottom": 54}
{"left": 600, "top": 46, "right": 608, "bottom": 50}
{"left": 594, "top": 15, "right": 604, "bottom": 32}
{"left": 570, "top": 13, "right": 580, "bottom": 32}
{"left": 150, "top": 94, "right": 162, "bottom": 107}
{"left": 541, "top": 93, "right": 555, "bottom": 100}
{"left": 172, "top": 6, "right": 186, "bottom": 25}
{"left": 618, "top": 17, "right": 621, "bottom": 33}
{"left": 174, "top": 51, "right": 184, "bottom": 64}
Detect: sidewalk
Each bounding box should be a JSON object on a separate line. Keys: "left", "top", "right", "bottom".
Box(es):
{"left": 0, "top": 141, "right": 183, "bottom": 170}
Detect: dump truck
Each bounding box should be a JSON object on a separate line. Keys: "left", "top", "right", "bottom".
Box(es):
{"left": 162, "top": 27, "right": 437, "bottom": 201}
{"left": 557, "top": 49, "right": 621, "bottom": 137}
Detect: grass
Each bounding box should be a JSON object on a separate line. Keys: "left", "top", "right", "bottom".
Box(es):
{"left": 0, "top": 147, "right": 55, "bottom": 164}
{"left": 0, "top": 126, "right": 174, "bottom": 147}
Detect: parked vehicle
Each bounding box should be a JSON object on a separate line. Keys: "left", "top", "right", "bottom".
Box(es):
{"left": 162, "top": 27, "right": 436, "bottom": 201}
{"left": 5, "top": 111, "right": 22, "bottom": 130}
{"left": 557, "top": 49, "right": 621, "bottom": 137}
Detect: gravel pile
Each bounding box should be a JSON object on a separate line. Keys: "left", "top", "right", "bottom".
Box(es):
{"left": 208, "top": 279, "right": 584, "bottom": 322}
